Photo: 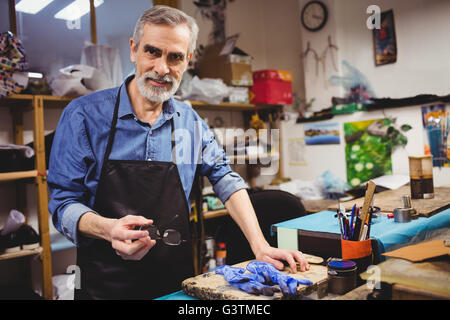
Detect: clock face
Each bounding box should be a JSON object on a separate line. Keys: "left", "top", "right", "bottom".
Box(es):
{"left": 301, "top": 1, "right": 328, "bottom": 32}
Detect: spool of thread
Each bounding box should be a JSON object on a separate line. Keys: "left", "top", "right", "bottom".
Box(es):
{"left": 327, "top": 259, "right": 357, "bottom": 295}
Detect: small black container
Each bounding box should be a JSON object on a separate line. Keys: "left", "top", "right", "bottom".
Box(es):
{"left": 327, "top": 259, "right": 357, "bottom": 295}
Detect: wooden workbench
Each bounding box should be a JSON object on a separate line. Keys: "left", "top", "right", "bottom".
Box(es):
{"left": 328, "top": 185, "right": 450, "bottom": 217}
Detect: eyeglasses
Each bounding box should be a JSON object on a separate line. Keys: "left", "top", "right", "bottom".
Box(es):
{"left": 138, "top": 224, "right": 187, "bottom": 246}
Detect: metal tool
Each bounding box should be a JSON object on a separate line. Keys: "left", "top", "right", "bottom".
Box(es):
{"left": 394, "top": 195, "right": 418, "bottom": 223}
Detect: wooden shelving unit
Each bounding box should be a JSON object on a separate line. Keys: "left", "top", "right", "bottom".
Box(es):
{"left": 0, "top": 94, "right": 74, "bottom": 300}
{"left": 0, "top": 170, "right": 38, "bottom": 183}
{"left": 203, "top": 208, "right": 229, "bottom": 220}
{"left": 0, "top": 247, "right": 43, "bottom": 261}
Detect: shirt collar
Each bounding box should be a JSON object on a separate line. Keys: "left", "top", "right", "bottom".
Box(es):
{"left": 118, "top": 74, "right": 177, "bottom": 121}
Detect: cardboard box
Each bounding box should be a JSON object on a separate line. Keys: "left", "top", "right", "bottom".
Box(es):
{"left": 228, "top": 86, "right": 249, "bottom": 104}
{"left": 197, "top": 35, "right": 253, "bottom": 87}
{"left": 251, "top": 70, "right": 293, "bottom": 105}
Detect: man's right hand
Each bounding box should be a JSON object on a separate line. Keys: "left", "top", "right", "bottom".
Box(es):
{"left": 109, "top": 215, "right": 156, "bottom": 261}
{"left": 79, "top": 212, "right": 156, "bottom": 261}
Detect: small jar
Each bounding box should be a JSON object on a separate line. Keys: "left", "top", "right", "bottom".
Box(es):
{"left": 327, "top": 259, "right": 357, "bottom": 295}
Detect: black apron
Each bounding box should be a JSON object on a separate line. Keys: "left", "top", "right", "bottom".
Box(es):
{"left": 75, "top": 86, "right": 194, "bottom": 300}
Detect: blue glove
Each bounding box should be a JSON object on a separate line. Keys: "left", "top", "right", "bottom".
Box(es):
{"left": 215, "top": 265, "right": 280, "bottom": 296}
{"left": 246, "top": 261, "right": 313, "bottom": 296}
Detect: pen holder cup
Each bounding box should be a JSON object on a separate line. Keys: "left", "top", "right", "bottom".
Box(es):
{"left": 341, "top": 238, "right": 374, "bottom": 285}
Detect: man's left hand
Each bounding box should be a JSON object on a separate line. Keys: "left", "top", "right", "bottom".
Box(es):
{"left": 253, "top": 245, "right": 310, "bottom": 273}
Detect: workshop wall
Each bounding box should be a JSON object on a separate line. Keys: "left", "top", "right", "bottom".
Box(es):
{"left": 282, "top": 0, "right": 450, "bottom": 187}
{"left": 181, "top": 0, "right": 306, "bottom": 102}
{"left": 181, "top": 0, "right": 306, "bottom": 187}
{"left": 299, "top": 0, "right": 450, "bottom": 111}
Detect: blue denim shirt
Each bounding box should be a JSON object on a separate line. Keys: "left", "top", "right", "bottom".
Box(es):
{"left": 48, "top": 75, "right": 248, "bottom": 246}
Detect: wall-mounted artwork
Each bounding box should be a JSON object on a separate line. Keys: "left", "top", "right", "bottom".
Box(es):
{"left": 344, "top": 119, "right": 393, "bottom": 187}
{"left": 304, "top": 122, "right": 340, "bottom": 145}
{"left": 373, "top": 10, "right": 397, "bottom": 66}
{"left": 421, "top": 104, "right": 449, "bottom": 167}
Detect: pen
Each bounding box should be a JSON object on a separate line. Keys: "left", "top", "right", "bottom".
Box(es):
{"left": 337, "top": 209, "right": 344, "bottom": 237}
{"left": 350, "top": 204, "right": 356, "bottom": 239}
{"left": 343, "top": 218, "right": 348, "bottom": 240}
{"left": 345, "top": 219, "right": 350, "bottom": 240}
{"left": 360, "top": 224, "right": 368, "bottom": 241}
{"left": 353, "top": 216, "right": 362, "bottom": 241}
{"left": 367, "top": 208, "right": 373, "bottom": 239}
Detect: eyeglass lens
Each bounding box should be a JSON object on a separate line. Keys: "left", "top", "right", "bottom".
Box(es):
{"left": 140, "top": 225, "right": 183, "bottom": 246}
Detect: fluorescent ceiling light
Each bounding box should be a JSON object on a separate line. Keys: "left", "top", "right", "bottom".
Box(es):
{"left": 15, "top": 0, "right": 54, "bottom": 15}
{"left": 28, "top": 72, "right": 43, "bottom": 79}
{"left": 54, "top": 0, "right": 104, "bottom": 21}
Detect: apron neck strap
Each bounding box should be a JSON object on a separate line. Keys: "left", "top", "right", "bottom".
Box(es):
{"left": 103, "top": 84, "right": 176, "bottom": 164}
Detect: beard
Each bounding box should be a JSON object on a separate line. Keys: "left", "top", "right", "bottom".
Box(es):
{"left": 136, "top": 70, "right": 181, "bottom": 103}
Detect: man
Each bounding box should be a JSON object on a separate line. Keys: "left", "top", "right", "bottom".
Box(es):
{"left": 48, "top": 6, "right": 309, "bottom": 300}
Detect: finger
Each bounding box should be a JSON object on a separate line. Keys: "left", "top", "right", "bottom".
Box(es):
{"left": 116, "top": 237, "right": 154, "bottom": 261}
{"left": 128, "top": 237, "right": 155, "bottom": 260}
{"left": 284, "top": 253, "right": 297, "bottom": 273}
{"left": 112, "top": 237, "right": 147, "bottom": 256}
{"left": 297, "top": 252, "right": 310, "bottom": 272}
{"left": 123, "top": 215, "right": 153, "bottom": 227}
{"left": 263, "top": 256, "right": 284, "bottom": 271}
{"left": 115, "top": 228, "right": 149, "bottom": 241}
{"left": 293, "top": 251, "right": 310, "bottom": 272}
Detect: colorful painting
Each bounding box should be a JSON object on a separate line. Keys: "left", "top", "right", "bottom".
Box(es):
{"left": 304, "top": 122, "right": 340, "bottom": 145}
{"left": 344, "top": 119, "right": 392, "bottom": 187}
{"left": 373, "top": 10, "right": 397, "bottom": 66}
{"left": 421, "top": 105, "right": 449, "bottom": 167}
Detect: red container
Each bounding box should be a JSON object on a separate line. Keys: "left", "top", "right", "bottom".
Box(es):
{"left": 251, "top": 70, "right": 293, "bottom": 105}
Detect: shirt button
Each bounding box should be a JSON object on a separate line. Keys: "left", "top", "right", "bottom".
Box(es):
{"left": 149, "top": 131, "right": 153, "bottom": 135}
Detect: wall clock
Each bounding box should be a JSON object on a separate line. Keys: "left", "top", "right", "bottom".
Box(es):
{"left": 301, "top": 1, "right": 328, "bottom": 32}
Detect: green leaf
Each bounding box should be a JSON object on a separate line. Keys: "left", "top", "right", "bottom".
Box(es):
{"left": 400, "top": 124, "right": 412, "bottom": 132}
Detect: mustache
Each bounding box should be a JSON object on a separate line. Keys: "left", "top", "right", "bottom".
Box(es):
{"left": 141, "top": 71, "right": 175, "bottom": 84}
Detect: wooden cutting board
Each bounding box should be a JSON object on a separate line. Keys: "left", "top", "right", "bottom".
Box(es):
{"left": 182, "top": 258, "right": 328, "bottom": 300}
{"left": 328, "top": 186, "right": 450, "bottom": 217}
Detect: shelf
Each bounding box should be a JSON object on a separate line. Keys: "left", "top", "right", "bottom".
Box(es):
{"left": 186, "top": 100, "right": 281, "bottom": 111}
{"left": 203, "top": 209, "right": 229, "bottom": 220}
{"left": 1, "top": 96, "right": 281, "bottom": 111}
{"left": 0, "top": 94, "right": 74, "bottom": 109}
{"left": 0, "top": 170, "right": 38, "bottom": 183}
{"left": 0, "top": 246, "right": 42, "bottom": 261}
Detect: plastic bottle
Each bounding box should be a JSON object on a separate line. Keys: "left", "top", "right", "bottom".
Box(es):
{"left": 216, "top": 242, "right": 227, "bottom": 267}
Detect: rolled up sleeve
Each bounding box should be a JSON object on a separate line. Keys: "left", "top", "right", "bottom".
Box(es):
{"left": 198, "top": 122, "right": 248, "bottom": 204}
{"left": 47, "top": 104, "right": 96, "bottom": 246}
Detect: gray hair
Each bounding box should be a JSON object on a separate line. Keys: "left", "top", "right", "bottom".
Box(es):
{"left": 133, "top": 5, "right": 199, "bottom": 55}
